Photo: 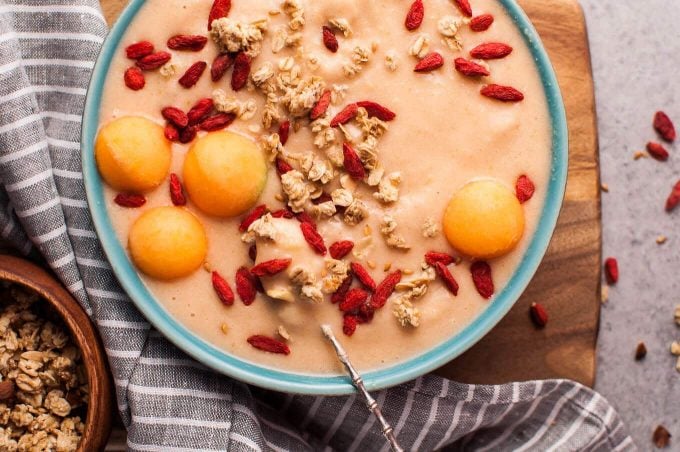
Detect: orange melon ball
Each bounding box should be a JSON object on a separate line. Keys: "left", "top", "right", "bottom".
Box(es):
{"left": 443, "top": 179, "right": 525, "bottom": 259}
{"left": 183, "top": 131, "right": 267, "bottom": 217}
{"left": 95, "top": 116, "right": 171, "bottom": 192}
{"left": 129, "top": 207, "right": 208, "bottom": 280}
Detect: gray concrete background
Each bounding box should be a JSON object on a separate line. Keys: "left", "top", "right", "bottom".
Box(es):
{"left": 578, "top": 0, "right": 680, "bottom": 448}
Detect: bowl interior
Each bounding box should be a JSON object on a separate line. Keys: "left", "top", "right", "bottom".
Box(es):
{"left": 82, "top": 0, "right": 568, "bottom": 394}
{"left": 0, "top": 255, "right": 113, "bottom": 450}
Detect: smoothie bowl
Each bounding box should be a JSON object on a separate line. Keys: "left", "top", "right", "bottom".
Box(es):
{"left": 82, "top": 0, "right": 567, "bottom": 394}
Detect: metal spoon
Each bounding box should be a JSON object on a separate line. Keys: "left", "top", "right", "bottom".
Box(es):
{"left": 321, "top": 324, "right": 403, "bottom": 452}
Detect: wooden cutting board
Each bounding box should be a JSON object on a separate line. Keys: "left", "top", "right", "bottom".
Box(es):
{"left": 101, "top": 0, "right": 598, "bottom": 442}
{"left": 436, "top": 0, "right": 601, "bottom": 386}
{"left": 102, "top": 0, "right": 599, "bottom": 448}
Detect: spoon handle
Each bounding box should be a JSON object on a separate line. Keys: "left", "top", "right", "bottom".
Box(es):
{"left": 321, "top": 325, "right": 403, "bottom": 452}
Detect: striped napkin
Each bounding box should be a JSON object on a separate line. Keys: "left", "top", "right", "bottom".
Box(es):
{"left": 0, "top": 1, "right": 635, "bottom": 450}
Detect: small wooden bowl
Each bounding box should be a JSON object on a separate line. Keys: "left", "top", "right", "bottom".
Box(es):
{"left": 0, "top": 255, "right": 113, "bottom": 450}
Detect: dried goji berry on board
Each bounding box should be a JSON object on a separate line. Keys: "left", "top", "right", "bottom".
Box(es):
{"left": 646, "top": 142, "right": 669, "bottom": 161}
{"left": 124, "top": 67, "right": 145, "bottom": 91}
{"left": 654, "top": 111, "right": 676, "bottom": 142}
{"left": 471, "top": 261, "right": 494, "bottom": 299}
{"left": 247, "top": 335, "right": 290, "bottom": 355}
{"left": 604, "top": 257, "right": 618, "bottom": 284}
{"left": 516, "top": 175, "right": 536, "bottom": 203}
{"left": 652, "top": 425, "right": 671, "bottom": 448}
{"left": 405, "top": 0, "right": 425, "bottom": 31}
{"left": 212, "top": 271, "right": 235, "bottom": 306}
{"left": 530, "top": 302, "right": 548, "bottom": 328}
{"left": 665, "top": 180, "right": 680, "bottom": 212}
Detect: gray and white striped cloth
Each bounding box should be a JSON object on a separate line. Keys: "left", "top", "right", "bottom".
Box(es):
{"left": 0, "top": 1, "right": 635, "bottom": 450}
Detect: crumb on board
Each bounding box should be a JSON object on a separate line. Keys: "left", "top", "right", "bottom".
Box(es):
{"left": 600, "top": 285, "right": 609, "bottom": 304}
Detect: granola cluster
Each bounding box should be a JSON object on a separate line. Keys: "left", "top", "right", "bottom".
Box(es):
{"left": 210, "top": 17, "right": 268, "bottom": 57}
{"left": 210, "top": 3, "right": 462, "bottom": 331}
{"left": 0, "top": 284, "right": 87, "bottom": 451}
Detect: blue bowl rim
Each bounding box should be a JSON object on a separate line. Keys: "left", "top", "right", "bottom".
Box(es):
{"left": 82, "top": 0, "right": 568, "bottom": 395}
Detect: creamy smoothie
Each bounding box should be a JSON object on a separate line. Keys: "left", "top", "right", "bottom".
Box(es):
{"left": 96, "top": 0, "right": 551, "bottom": 374}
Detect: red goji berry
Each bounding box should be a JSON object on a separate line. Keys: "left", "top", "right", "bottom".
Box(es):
{"left": 371, "top": 271, "right": 402, "bottom": 309}
{"left": 251, "top": 259, "right": 292, "bottom": 277}
{"left": 239, "top": 205, "right": 269, "bottom": 232}
{"left": 247, "top": 335, "right": 290, "bottom": 355}
{"left": 169, "top": 173, "right": 186, "bottom": 206}
{"left": 212, "top": 271, "right": 235, "bottom": 306}
{"left": 330, "top": 241, "right": 354, "bottom": 260}
{"left": 604, "top": 257, "right": 618, "bottom": 284}
{"left": 235, "top": 266, "right": 257, "bottom": 305}
{"left": 300, "top": 222, "right": 327, "bottom": 255}
{"left": 471, "top": 261, "right": 494, "bottom": 299}
{"left": 350, "top": 262, "right": 376, "bottom": 291}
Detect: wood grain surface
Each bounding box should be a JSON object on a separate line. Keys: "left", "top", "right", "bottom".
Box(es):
{"left": 436, "top": 0, "right": 601, "bottom": 386}
{"left": 100, "top": 0, "right": 600, "bottom": 448}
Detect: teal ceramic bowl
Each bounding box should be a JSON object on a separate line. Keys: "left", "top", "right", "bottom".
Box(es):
{"left": 82, "top": 0, "right": 568, "bottom": 395}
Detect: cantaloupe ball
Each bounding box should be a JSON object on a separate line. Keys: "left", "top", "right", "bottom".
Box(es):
{"left": 183, "top": 131, "right": 267, "bottom": 217}
{"left": 129, "top": 207, "right": 208, "bottom": 280}
{"left": 443, "top": 179, "right": 525, "bottom": 259}
{"left": 95, "top": 116, "right": 171, "bottom": 192}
